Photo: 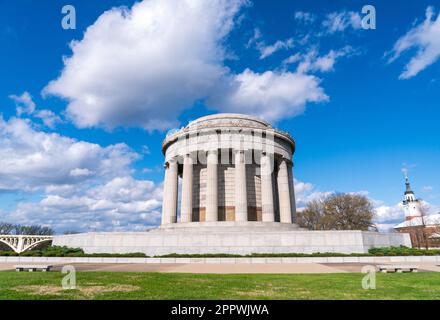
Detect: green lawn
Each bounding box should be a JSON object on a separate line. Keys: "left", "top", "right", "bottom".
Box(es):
{"left": 0, "top": 272, "right": 439, "bottom": 300}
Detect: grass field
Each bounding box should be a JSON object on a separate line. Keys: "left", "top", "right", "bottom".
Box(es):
{"left": 0, "top": 272, "right": 439, "bottom": 300}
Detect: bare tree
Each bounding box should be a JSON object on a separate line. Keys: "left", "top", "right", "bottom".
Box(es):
{"left": 0, "top": 222, "right": 15, "bottom": 234}
{"left": 405, "top": 204, "right": 432, "bottom": 249}
{"left": 13, "top": 225, "right": 54, "bottom": 235}
{"left": 297, "top": 193, "right": 375, "bottom": 231}
{"left": 417, "top": 205, "right": 431, "bottom": 249}
{"left": 0, "top": 222, "right": 54, "bottom": 235}
{"left": 296, "top": 198, "right": 325, "bottom": 230}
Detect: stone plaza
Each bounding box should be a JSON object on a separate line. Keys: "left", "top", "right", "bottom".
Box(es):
{"left": 54, "top": 114, "right": 410, "bottom": 254}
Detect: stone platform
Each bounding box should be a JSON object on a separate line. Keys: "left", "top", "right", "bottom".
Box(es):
{"left": 53, "top": 222, "right": 411, "bottom": 255}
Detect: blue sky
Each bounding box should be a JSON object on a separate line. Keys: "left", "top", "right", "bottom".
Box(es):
{"left": 0, "top": 0, "right": 439, "bottom": 233}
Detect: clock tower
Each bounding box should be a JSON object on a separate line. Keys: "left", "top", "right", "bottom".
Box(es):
{"left": 402, "top": 175, "right": 422, "bottom": 221}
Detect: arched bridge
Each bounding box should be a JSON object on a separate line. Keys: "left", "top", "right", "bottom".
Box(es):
{"left": 0, "top": 235, "right": 53, "bottom": 254}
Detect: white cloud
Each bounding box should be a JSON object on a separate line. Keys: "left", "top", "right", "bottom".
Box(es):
{"left": 388, "top": 6, "right": 440, "bottom": 79}
{"left": 0, "top": 116, "right": 161, "bottom": 232}
{"left": 289, "top": 46, "right": 354, "bottom": 73}
{"left": 5, "top": 176, "right": 162, "bottom": 232}
{"left": 257, "top": 38, "right": 294, "bottom": 59}
{"left": 322, "top": 11, "right": 362, "bottom": 34}
{"left": 44, "top": 0, "right": 330, "bottom": 130}
{"left": 141, "top": 145, "right": 151, "bottom": 155}
{"left": 9, "top": 91, "right": 61, "bottom": 128}
{"left": 422, "top": 185, "right": 433, "bottom": 193}
{"left": 69, "top": 168, "right": 94, "bottom": 177}
{"left": 9, "top": 92, "right": 35, "bottom": 115}
{"left": 247, "top": 28, "right": 294, "bottom": 59}
{"left": 374, "top": 202, "right": 405, "bottom": 223}
{"left": 283, "top": 53, "right": 302, "bottom": 65}
{"left": 0, "top": 116, "right": 138, "bottom": 192}
{"left": 294, "top": 179, "right": 333, "bottom": 210}
{"left": 209, "top": 69, "right": 328, "bottom": 122}
{"left": 34, "top": 109, "right": 61, "bottom": 129}
{"left": 294, "top": 11, "right": 316, "bottom": 24}
{"left": 44, "top": 0, "right": 245, "bottom": 131}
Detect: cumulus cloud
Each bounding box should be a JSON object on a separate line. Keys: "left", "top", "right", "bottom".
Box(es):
{"left": 322, "top": 10, "right": 362, "bottom": 34}
{"left": 9, "top": 92, "right": 35, "bottom": 115}
{"left": 247, "top": 28, "right": 294, "bottom": 60}
{"left": 294, "top": 179, "right": 333, "bottom": 210}
{"left": 0, "top": 116, "right": 161, "bottom": 232}
{"left": 374, "top": 202, "right": 405, "bottom": 223}
{"left": 294, "top": 11, "right": 316, "bottom": 24}
{"left": 0, "top": 116, "right": 138, "bottom": 192}
{"left": 258, "top": 38, "right": 294, "bottom": 59}
{"left": 209, "top": 69, "right": 328, "bottom": 122}
{"left": 9, "top": 91, "right": 61, "bottom": 128}
{"left": 34, "top": 109, "right": 61, "bottom": 129}
{"left": 44, "top": 0, "right": 245, "bottom": 131}
{"left": 44, "top": 0, "right": 330, "bottom": 130}
{"left": 285, "top": 46, "right": 354, "bottom": 73}
{"left": 5, "top": 176, "right": 162, "bottom": 232}
{"left": 247, "top": 28, "right": 295, "bottom": 59}
{"left": 388, "top": 6, "right": 440, "bottom": 79}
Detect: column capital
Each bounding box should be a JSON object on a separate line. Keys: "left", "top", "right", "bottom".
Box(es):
{"left": 165, "top": 157, "right": 179, "bottom": 167}
{"left": 183, "top": 152, "right": 196, "bottom": 161}
{"left": 278, "top": 157, "right": 293, "bottom": 167}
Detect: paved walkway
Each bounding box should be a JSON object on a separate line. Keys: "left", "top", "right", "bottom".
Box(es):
{"left": 1, "top": 262, "right": 439, "bottom": 273}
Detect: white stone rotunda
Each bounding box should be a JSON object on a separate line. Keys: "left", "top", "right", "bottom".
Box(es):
{"left": 53, "top": 114, "right": 411, "bottom": 254}
{"left": 161, "top": 113, "right": 297, "bottom": 228}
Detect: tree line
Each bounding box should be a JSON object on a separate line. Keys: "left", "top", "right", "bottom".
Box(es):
{"left": 0, "top": 222, "right": 54, "bottom": 235}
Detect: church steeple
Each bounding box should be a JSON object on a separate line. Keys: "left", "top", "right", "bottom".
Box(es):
{"left": 405, "top": 176, "right": 414, "bottom": 195}
{"left": 402, "top": 174, "right": 421, "bottom": 220}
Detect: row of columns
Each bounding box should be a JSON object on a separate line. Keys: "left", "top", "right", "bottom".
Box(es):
{"left": 161, "top": 151, "right": 295, "bottom": 225}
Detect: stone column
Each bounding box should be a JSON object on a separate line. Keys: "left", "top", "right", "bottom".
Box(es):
{"left": 234, "top": 149, "right": 248, "bottom": 221}
{"left": 161, "top": 159, "right": 178, "bottom": 225}
{"left": 261, "top": 153, "right": 275, "bottom": 222}
{"left": 287, "top": 161, "right": 297, "bottom": 223}
{"left": 277, "top": 158, "right": 293, "bottom": 224}
{"left": 180, "top": 153, "right": 194, "bottom": 223}
{"left": 205, "top": 150, "right": 218, "bottom": 222}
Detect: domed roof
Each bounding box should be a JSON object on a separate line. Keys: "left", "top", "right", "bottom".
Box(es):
{"left": 162, "top": 113, "right": 295, "bottom": 154}
{"left": 186, "top": 113, "right": 271, "bottom": 130}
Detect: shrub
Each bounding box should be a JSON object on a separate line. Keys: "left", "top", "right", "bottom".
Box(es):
{"left": 0, "top": 251, "right": 18, "bottom": 256}
{"left": 368, "top": 246, "right": 440, "bottom": 256}
{"left": 2, "top": 245, "right": 440, "bottom": 258}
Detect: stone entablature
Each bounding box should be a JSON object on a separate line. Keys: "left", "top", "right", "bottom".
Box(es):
{"left": 161, "top": 113, "right": 297, "bottom": 226}
{"left": 162, "top": 113, "right": 295, "bottom": 160}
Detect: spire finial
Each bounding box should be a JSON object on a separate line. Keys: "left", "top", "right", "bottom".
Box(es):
{"left": 404, "top": 173, "right": 413, "bottom": 194}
